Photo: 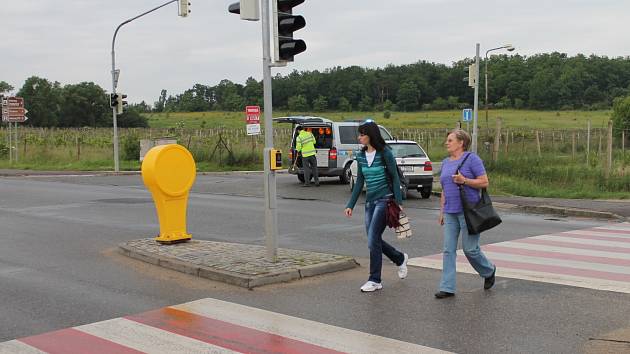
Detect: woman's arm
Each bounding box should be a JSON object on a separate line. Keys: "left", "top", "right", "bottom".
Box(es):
{"left": 454, "top": 174, "right": 489, "bottom": 189}
{"left": 384, "top": 150, "right": 403, "bottom": 205}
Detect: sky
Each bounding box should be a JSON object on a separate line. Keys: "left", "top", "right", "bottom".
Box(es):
{"left": 1, "top": 0, "right": 628, "bottom": 105}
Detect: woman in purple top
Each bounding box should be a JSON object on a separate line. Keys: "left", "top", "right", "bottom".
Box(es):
{"left": 435, "top": 129, "right": 496, "bottom": 299}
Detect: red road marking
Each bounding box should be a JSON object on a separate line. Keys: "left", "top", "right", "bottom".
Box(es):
{"left": 513, "top": 238, "right": 630, "bottom": 254}
{"left": 591, "top": 228, "right": 630, "bottom": 235}
{"left": 126, "top": 307, "right": 344, "bottom": 354}
{"left": 19, "top": 328, "right": 142, "bottom": 354}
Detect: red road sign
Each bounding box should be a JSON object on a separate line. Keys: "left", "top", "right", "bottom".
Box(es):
{"left": 245, "top": 106, "right": 260, "bottom": 124}
{"left": 2, "top": 97, "right": 28, "bottom": 122}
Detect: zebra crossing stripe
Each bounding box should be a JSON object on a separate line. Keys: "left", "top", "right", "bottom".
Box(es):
{"left": 1, "top": 298, "right": 449, "bottom": 354}
{"left": 408, "top": 222, "right": 630, "bottom": 294}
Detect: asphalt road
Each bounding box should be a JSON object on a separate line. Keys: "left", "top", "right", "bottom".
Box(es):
{"left": 0, "top": 172, "right": 628, "bottom": 353}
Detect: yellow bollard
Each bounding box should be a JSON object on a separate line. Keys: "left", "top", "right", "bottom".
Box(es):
{"left": 141, "top": 144, "right": 196, "bottom": 244}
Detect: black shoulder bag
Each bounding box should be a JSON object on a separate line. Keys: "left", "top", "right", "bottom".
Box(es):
{"left": 456, "top": 153, "right": 502, "bottom": 235}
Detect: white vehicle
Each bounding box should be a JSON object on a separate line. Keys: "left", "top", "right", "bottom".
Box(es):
{"left": 275, "top": 117, "right": 393, "bottom": 184}
{"left": 349, "top": 140, "right": 433, "bottom": 199}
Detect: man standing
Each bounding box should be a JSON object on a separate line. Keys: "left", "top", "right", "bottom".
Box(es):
{"left": 296, "top": 126, "right": 319, "bottom": 187}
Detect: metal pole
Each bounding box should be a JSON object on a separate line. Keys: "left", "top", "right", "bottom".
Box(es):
{"left": 472, "top": 43, "right": 480, "bottom": 154}
{"left": 14, "top": 122, "right": 18, "bottom": 162}
{"left": 587, "top": 119, "right": 591, "bottom": 161}
{"left": 111, "top": 0, "right": 178, "bottom": 172}
{"left": 261, "top": 0, "right": 278, "bottom": 262}
{"left": 8, "top": 121, "right": 12, "bottom": 163}
{"left": 485, "top": 52, "right": 489, "bottom": 140}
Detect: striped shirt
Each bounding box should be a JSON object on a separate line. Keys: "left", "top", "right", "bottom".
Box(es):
{"left": 346, "top": 148, "right": 402, "bottom": 209}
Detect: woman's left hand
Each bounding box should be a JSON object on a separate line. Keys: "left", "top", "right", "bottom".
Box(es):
{"left": 452, "top": 172, "right": 466, "bottom": 185}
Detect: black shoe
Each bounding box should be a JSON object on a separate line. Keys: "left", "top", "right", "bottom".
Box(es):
{"left": 315, "top": 183, "right": 320, "bottom": 187}
{"left": 484, "top": 267, "right": 496, "bottom": 290}
{"left": 302, "top": 184, "right": 311, "bottom": 187}
{"left": 434, "top": 291, "right": 455, "bottom": 299}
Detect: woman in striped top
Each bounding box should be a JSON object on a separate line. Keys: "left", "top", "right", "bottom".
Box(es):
{"left": 344, "top": 122, "right": 409, "bottom": 292}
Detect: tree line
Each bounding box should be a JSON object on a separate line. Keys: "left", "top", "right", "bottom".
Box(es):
{"left": 2, "top": 52, "right": 630, "bottom": 128}
{"left": 0, "top": 77, "right": 148, "bottom": 128}
{"left": 156, "top": 53, "right": 630, "bottom": 113}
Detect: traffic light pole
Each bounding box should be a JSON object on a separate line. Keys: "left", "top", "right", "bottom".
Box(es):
{"left": 261, "top": 0, "right": 279, "bottom": 262}
{"left": 110, "top": 0, "right": 180, "bottom": 172}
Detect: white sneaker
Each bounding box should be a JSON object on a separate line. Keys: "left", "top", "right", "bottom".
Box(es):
{"left": 360, "top": 281, "right": 383, "bottom": 292}
{"left": 398, "top": 253, "right": 409, "bottom": 279}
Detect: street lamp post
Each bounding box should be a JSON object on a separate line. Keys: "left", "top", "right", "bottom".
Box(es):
{"left": 484, "top": 44, "right": 515, "bottom": 139}
{"left": 111, "top": 0, "right": 184, "bottom": 172}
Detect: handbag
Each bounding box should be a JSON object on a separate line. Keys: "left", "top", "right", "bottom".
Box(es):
{"left": 385, "top": 199, "right": 413, "bottom": 238}
{"left": 456, "top": 153, "right": 502, "bottom": 235}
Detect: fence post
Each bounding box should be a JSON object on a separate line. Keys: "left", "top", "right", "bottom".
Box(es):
{"left": 536, "top": 130, "right": 541, "bottom": 158}
{"left": 504, "top": 129, "right": 509, "bottom": 156}
{"left": 572, "top": 131, "right": 576, "bottom": 160}
{"left": 623, "top": 129, "right": 626, "bottom": 154}
{"left": 606, "top": 120, "right": 613, "bottom": 178}
{"left": 492, "top": 118, "right": 501, "bottom": 161}
{"left": 586, "top": 119, "right": 591, "bottom": 162}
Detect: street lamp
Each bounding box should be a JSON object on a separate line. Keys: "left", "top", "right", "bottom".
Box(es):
{"left": 484, "top": 44, "right": 515, "bottom": 139}
{"left": 111, "top": 0, "right": 189, "bottom": 172}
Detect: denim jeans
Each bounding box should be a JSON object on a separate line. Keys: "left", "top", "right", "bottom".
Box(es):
{"left": 365, "top": 196, "right": 404, "bottom": 283}
{"left": 439, "top": 212, "right": 495, "bottom": 293}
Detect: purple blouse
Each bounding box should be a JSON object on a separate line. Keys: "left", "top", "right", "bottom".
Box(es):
{"left": 440, "top": 152, "right": 487, "bottom": 214}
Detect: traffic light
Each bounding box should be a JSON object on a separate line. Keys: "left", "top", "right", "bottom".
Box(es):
{"left": 179, "top": 0, "right": 191, "bottom": 17}
{"left": 228, "top": 0, "right": 260, "bottom": 21}
{"left": 273, "top": 0, "right": 306, "bottom": 62}
{"left": 116, "top": 94, "right": 128, "bottom": 115}
{"left": 110, "top": 93, "right": 119, "bottom": 108}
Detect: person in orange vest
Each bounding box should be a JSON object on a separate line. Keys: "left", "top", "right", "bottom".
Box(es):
{"left": 296, "top": 126, "right": 319, "bottom": 187}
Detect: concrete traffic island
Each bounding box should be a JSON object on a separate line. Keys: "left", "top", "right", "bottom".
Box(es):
{"left": 119, "top": 239, "right": 359, "bottom": 289}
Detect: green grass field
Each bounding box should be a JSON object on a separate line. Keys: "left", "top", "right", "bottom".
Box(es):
{"left": 145, "top": 109, "right": 613, "bottom": 130}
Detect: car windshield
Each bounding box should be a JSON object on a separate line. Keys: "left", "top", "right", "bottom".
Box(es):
{"left": 389, "top": 144, "right": 426, "bottom": 158}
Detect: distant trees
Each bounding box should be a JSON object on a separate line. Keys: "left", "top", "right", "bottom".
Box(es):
{"left": 612, "top": 96, "right": 630, "bottom": 137}
{"left": 14, "top": 76, "right": 147, "bottom": 127}
{"left": 156, "top": 53, "right": 630, "bottom": 113}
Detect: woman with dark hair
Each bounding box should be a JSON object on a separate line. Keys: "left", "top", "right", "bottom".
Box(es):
{"left": 344, "top": 122, "right": 409, "bottom": 292}
{"left": 435, "top": 129, "right": 496, "bottom": 299}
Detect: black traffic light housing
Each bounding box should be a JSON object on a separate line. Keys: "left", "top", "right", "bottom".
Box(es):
{"left": 110, "top": 93, "right": 119, "bottom": 108}
{"left": 273, "top": 0, "right": 306, "bottom": 62}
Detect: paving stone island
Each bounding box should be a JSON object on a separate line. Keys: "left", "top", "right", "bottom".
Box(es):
{"left": 119, "top": 239, "right": 359, "bottom": 288}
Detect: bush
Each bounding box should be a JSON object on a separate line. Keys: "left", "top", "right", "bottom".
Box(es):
{"left": 383, "top": 110, "right": 391, "bottom": 119}
{"left": 0, "top": 141, "right": 8, "bottom": 158}
{"left": 122, "top": 135, "right": 140, "bottom": 161}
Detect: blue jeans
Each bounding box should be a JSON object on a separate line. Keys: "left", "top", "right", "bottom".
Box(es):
{"left": 365, "top": 197, "right": 404, "bottom": 283}
{"left": 439, "top": 212, "right": 495, "bottom": 293}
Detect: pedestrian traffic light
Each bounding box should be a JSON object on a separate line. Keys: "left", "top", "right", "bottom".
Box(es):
{"left": 179, "top": 0, "right": 191, "bottom": 17}
{"left": 116, "top": 94, "right": 128, "bottom": 115}
{"left": 273, "top": 0, "right": 306, "bottom": 62}
{"left": 110, "top": 93, "right": 119, "bottom": 108}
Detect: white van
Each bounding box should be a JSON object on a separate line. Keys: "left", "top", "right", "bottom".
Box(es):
{"left": 274, "top": 116, "right": 393, "bottom": 184}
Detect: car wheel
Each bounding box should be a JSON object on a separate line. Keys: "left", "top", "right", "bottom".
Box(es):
{"left": 420, "top": 187, "right": 432, "bottom": 199}
{"left": 297, "top": 174, "right": 305, "bottom": 183}
{"left": 340, "top": 164, "right": 351, "bottom": 184}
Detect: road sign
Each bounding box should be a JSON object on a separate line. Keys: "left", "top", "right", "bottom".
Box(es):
{"left": 245, "top": 105, "right": 261, "bottom": 135}
{"left": 462, "top": 108, "right": 473, "bottom": 122}
{"left": 2, "top": 97, "right": 28, "bottom": 122}
{"left": 246, "top": 105, "right": 261, "bottom": 124}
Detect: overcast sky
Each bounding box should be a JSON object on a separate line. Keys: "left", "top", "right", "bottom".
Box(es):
{"left": 2, "top": 1, "right": 628, "bottom": 105}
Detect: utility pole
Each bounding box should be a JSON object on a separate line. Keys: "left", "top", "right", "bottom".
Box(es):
{"left": 472, "top": 43, "right": 480, "bottom": 154}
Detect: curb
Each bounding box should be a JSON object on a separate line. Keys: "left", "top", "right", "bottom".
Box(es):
{"left": 118, "top": 241, "right": 359, "bottom": 289}
{"left": 430, "top": 191, "right": 626, "bottom": 221}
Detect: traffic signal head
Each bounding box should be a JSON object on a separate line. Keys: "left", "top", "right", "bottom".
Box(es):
{"left": 228, "top": 0, "right": 260, "bottom": 21}
{"left": 179, "top": 0, "right": 191, "bottom": 17}
{"left": 110, "top": 93, "right": 119, "bottom": 108}
{"left": 273, "top": 0, "right": 306, "bottom": 62}
{"left": 116, "top": 94, "right": 128, "bottom": 115}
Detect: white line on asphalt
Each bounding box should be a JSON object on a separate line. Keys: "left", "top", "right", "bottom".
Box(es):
{"left": 480, "top": 251, "right": 630, "bottom": 275}
{"left": 76, "top": 318, "right": 237, "bottom": 354}
{"left": 171, "top": 298, "right": 451, "bottom": 354}
{"left": 493, "top": 241, "right": 630, "bottom": 260}
{"left": 532, "top": 235, "right": 630, "bottom": 249}
{"left": 0, "top": 340, "right": 46, "bottom": 354}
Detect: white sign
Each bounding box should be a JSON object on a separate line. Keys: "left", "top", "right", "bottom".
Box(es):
{"left": 246, "top": 123, "right": 261, "bottom": 136}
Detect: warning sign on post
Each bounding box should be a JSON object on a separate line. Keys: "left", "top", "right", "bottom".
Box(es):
{"left": 245, "top": 105, "right": 261, "bottom": 136}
